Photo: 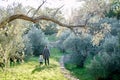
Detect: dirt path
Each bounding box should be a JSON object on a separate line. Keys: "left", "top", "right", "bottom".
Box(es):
{"left": 60, "top": 55, "right": 79, "bottom": 80}
{"left": 49, "top": 40, "right": 79, "bottom": 80}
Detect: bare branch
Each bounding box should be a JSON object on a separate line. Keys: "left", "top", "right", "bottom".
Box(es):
{"left": 35, "top": 15, "right": 85, "bottom": 28}
{"left": 52, "top": 5, "right": 64, "bottom": 18}
{"left": 26, "top": 8, "right": 33, "bottom": 15}
{"left": 32, "top": 0, "right": 47, "bottom": 18}
{"left": 0, "top": 14, "right": 86, "bottom": 29}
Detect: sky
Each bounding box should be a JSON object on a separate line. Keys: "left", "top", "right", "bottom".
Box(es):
{"left": 0, "top": 0, "right": 85, "bottom": 19}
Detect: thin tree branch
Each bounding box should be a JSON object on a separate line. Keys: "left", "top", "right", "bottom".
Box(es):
{"left": 26, "top": 8, "right": 33, "bottom": 15}
{"left": 84, "top": 12, "right": 94, "bottom": 26}
{"left": 52, "top": 5, "right": 64, "bottom": 18}
{"left": 32, "top": 0, "right": 47, "bottom": 18}
{"left": 0, "top": 14, "right": 86, "bottom": 28}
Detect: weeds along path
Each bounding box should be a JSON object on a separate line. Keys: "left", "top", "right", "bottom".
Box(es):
{"left": 60, "top": 55, "right": 79, "bottom": 80}
{"left": 0, "top": 57, "right": 67, "bottom": 80}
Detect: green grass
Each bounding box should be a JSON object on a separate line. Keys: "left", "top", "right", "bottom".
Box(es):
{"left": 0, "top": 48, "right": 67, "bottom": 80}
{"left": 50, "top": 48, "right": 63, "bottom": 61}
{"left": 46, "top": 34, "right": 58, "bottom": 42}
{"left": 65, "top": 54, "right": 95, "bottom": 80}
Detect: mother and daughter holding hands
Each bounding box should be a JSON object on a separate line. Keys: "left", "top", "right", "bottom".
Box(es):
{"left": 39, "top": 46, "right": 50, "bottom": 66}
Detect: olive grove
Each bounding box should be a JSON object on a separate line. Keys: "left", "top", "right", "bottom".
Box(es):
{"left": 0, "top": 0, "right": 120, "bottom": 80}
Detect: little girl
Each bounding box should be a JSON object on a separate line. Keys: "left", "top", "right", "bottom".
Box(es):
{"left": 39, "top": 55, "right": 43, "bottom": 66}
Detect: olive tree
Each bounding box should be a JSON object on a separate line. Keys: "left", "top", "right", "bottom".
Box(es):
{"left": 23, "top": 25, "right": 47, "bottom": 56}
{"left": 88, "top": 34, "right": 120, "bottom": 80}
{"left": 56, "top": 29, "right": 71, "bottom": 52}
{"left": 63, "top": 33, "right": 92, "bottom": 67}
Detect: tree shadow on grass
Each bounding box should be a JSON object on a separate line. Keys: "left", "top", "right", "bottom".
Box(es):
{"left": 31, "top": 64, "right": 57, "bottom": 74}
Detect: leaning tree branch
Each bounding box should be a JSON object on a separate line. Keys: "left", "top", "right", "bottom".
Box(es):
{"left": 26, "top": 8, "right": 33, "bottom": 15}
{"left": 0, "top": 14, "right": 35, "bottom": 28}
{"left": 0, "top": 14, "right": 86, "bottom": 28}
{"left": 32, "top": 0, "right": 47, "bottom": 18}
{"left": 52, "top": 5, "right": 64, "bottom": 18}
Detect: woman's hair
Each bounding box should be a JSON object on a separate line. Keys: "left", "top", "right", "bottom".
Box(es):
{"left": 45, "top": 45, "right": 47, "bottom": 48}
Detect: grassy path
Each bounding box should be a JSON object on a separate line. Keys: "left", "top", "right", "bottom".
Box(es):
{"left": 60, "top": 56, "right": 79, "bottom": 80}
{"left": 0, "top": 48, "right": 67, "bottom": 80}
